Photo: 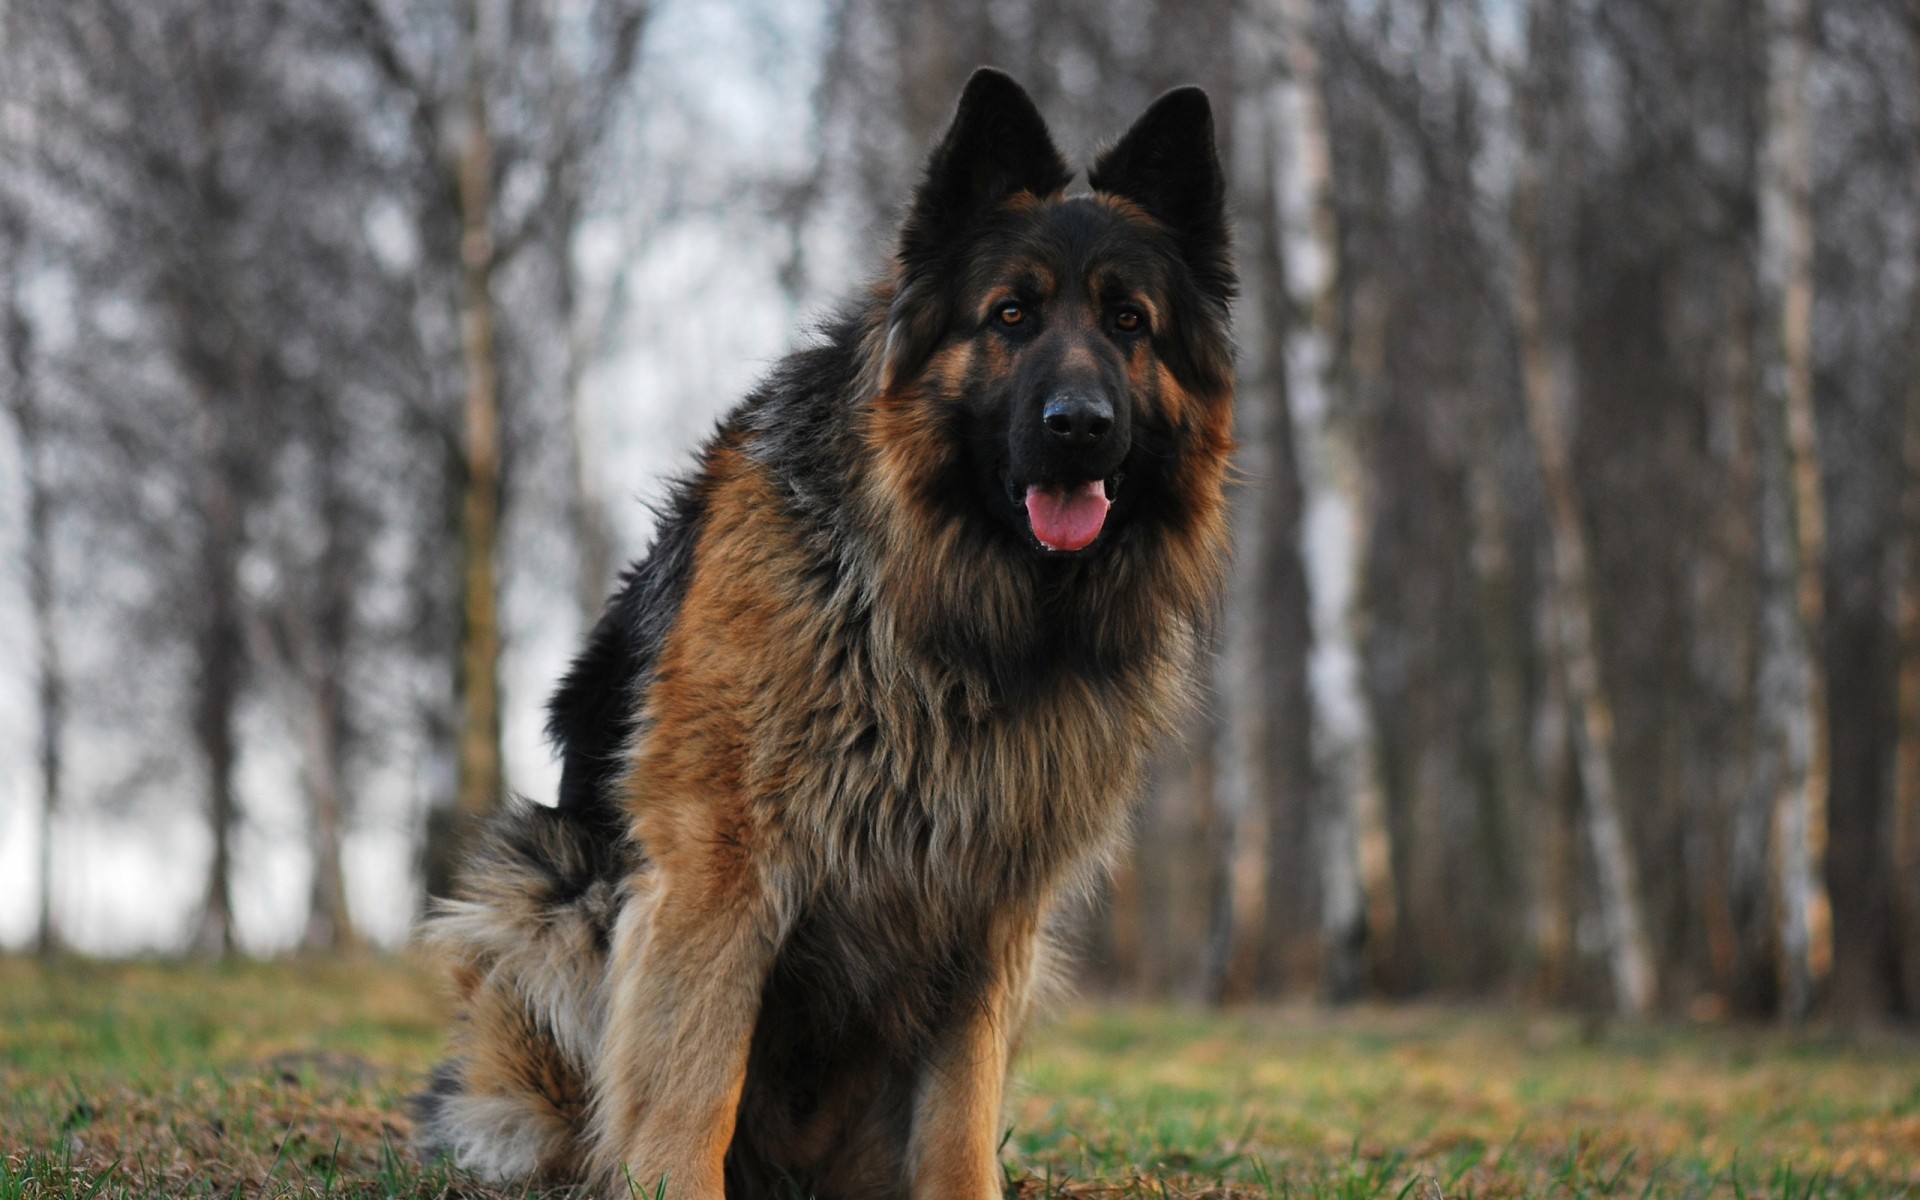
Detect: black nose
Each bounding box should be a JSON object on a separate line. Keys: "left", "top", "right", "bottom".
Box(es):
{"left": 1042, "top": 392, "right": 1114, "bottom": 445}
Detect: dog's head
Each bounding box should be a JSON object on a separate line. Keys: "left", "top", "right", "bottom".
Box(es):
{"left": 873, "top": 68, "right": 1234, "bottom": 561}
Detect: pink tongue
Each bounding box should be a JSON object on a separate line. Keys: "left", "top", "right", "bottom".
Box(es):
{"left": 1024, "top": 481, "right": 1110, "bottom": 552}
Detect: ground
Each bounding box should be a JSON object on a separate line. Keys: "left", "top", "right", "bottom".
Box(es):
{"left": 1, "top": 956, "right": 1916, "bottom": 1198}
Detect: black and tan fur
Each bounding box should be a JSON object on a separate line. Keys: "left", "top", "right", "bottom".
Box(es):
{"left": 416, "top": 69, "right": 1236, "bottom": 1199}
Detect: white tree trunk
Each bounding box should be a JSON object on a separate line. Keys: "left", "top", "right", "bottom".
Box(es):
{"left": 453, "top": 3, "right": 505, "bottom": 848}
{"left": 1512, "top": 259, "right": 1657, "bottom": 1017}
{"left": 301, "top": 686, "right": 356, "bottom": 952}
{"left": 1207, "top": 494, "right": 1273, "bottom": 1001}
{"left": 1509, "top": 4, "right": 1658, "bottom": 1014}
{"left": 1757, "top": 0, "right": 1832, "bottom": 1022}
{"left": 4, "top": 219, "right": 63, "bottom": 957}
{"left": 1893, "top": 8, "right": 1920, "bottom": 1012}
{"left": 1893, "top": 287, "right": 1920, "bottom": 1013}
{"left": 1274, "top": 0, "right": 1393, "bottom": 995}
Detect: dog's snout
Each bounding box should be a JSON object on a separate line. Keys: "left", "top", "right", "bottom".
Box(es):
{"left": 1041, "top": 392, "right": 1114, "bottom": 445}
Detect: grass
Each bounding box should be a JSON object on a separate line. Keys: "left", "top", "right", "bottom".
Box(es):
{"left": 2, "top": 956, "right": 1917, "bottom": 1198}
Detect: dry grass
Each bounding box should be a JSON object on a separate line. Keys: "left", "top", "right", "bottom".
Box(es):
{"left": 2, "top": 956, "right": 1916, "bottom": 1198}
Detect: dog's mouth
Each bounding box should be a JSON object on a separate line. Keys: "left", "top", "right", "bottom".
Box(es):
{"left": 1005, "top": 474, "right": 1123, "bottom": 553}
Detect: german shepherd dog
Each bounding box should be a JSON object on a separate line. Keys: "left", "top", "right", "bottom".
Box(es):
{"left": 416, "top": 68, "right": 1234, "bottom": 1199}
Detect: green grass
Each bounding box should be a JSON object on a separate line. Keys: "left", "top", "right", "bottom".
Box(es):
{"left": 2, "top": 957, "right": 1916, "bottom": 1198}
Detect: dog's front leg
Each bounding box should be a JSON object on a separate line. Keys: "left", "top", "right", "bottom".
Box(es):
{"left": 589, "top": 854, "right": 784, "bottom": 1200}
{"left": 906, "top": 914, "right": 1040, "bottom": 1200}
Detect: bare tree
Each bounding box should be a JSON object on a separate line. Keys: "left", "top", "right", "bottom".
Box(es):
{"left": 1208, "top": 467, "right": 1277, "bottom": 1002}
{"left": 339, "top": 0, "right": 649, "bottom": 899}
{"left": 265, "top": 393, "right": 366, "bottom": 953}
{"left": 452, "top": 1, "right": 507, "bottom": 885}
{"left": 1896, "top": 293, "right": 1920, "bottom": 1013}
{"left": 1273, "top": 0, "right": 1394, "bottom": 1000}
{"left": 1754, "top": 0, "right": 1833, "bottom": 1022}
{"left": 1884, "top": 0, "right": 1920, "bottom": 1017}
{"left": 1895, "top": 231, "right": 1920, "bottom": 1013}
{"left": 1, "top": 205, "right": 64, "bottom": 957}
{"left": 16, "top": 0, "right": 437, "bottom": 954}
{"left": 32, "top": 1, "right": 292, "bottom": 956}
{"left": 1204, "top": 120, "right": 1281, "bottom": 1002}
{"left": 1205, "top": 44, "right": 1333, "bottom": 1000}
{"left": 1509, "top": 0, "right": 1657, "bottom": 1016}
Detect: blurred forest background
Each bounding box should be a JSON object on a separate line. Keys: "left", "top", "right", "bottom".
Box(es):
{"left": 1, "top": 0, "right": 1917, "bottom": 1028}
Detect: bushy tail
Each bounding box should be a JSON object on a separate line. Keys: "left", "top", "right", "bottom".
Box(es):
{"left": 413, "top": 800, "right": 634, "bottom": 1183}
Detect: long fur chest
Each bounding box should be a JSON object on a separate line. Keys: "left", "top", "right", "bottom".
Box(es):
{"left": 624, "top": 517, "right": 1171, "bottom": 1068}
{"left": 634, "top": 529, "right": 1169, "bottom": 913}
{"left": 624, "top": 442, "right": 1201, "bottom": 916}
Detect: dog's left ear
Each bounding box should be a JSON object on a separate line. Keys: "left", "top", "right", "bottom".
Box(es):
{"left": 1089, "top": 87, "right": 1231, "bottom": 300}
{"left": 897, "top": 69, "right": 1072, "bottom": 271}
{"left": 885, "top": 69, "right": 1070, "bottom": 389}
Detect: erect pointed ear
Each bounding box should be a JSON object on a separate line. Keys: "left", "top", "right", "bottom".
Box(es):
{"left": 1088, "top": 86, "right": 1230, "bottom": 294}
{"left": 896, "top": 68, "right": 1072, "bottom": 271}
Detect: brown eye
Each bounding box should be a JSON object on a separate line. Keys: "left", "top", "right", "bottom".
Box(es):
{"left": 1115, "top": 307, "right": 1145, "bottom": 333}
{"left": 995, "top": 302, "right": 1025, "bottom": 327}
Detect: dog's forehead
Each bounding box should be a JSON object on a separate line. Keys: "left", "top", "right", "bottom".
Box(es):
{"left": 963, "top": 195, "right": 1171, "bottom": 297}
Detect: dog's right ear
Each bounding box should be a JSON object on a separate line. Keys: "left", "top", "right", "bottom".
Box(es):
{"left": 1089, "top": 87, "right": 1231, "bottom": 301}
{"left": 895, "top": 69, "right": 1071, "bottom": 273}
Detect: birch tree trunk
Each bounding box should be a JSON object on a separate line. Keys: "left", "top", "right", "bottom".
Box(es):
{"left": 1204, "top": 83, "right": 1312, "bottom": 1003}
{"left": 301, "top": 675, "right": 356, "bottom": 951}
{"left": 1888, "top": 0, "right": 1920, "bottom": 1015}
{"left": 1711, "top": 249, "right": 1770, "bottom": 1012}
{"left": 191, "top": 459, "right": 246, "bottom": 958}
{"left": 1464, "top": 358, "right": 1540, "bottom": 987}
{"left": 189, "top": 319, "right": 255, "bottom": 959}
{"left": 1531, "top": 645, "right": 1577, "bottom": 1000}
{"left": 1206, "top": 22, "right": 1274, "bottom": 1004}
{"left": 1252, "top": 92, "right": 1322, "bottom": 1000}
{"left": 181, "top": 83, "right": 254, "bottom": 958}
{"left": 1207, "top": 563, "right": 1272, "bottom": 1001}
{"left": 300, "top": 417, "right": 358, "bottom": 952}
{"left": 1274, "top": 0, "right": 1392, "bottom": 999}
{"left": 1894, "top": 270, "right": 1920, "bottom": 1016}
{"left": 1510, "top": 0, "right": 1657, "bottom": 1014}
{"left": 453, "top": 4, "right": 505, "bottom": 859}
{"left": 1755, "top": 0, "right": 1832, "bottom": 1022}
{"left": 1727, "top": 249, "right": 1789, "bottom": 1019}
{"left": 4, "top": 217, "right": 63, "bottom": 957}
